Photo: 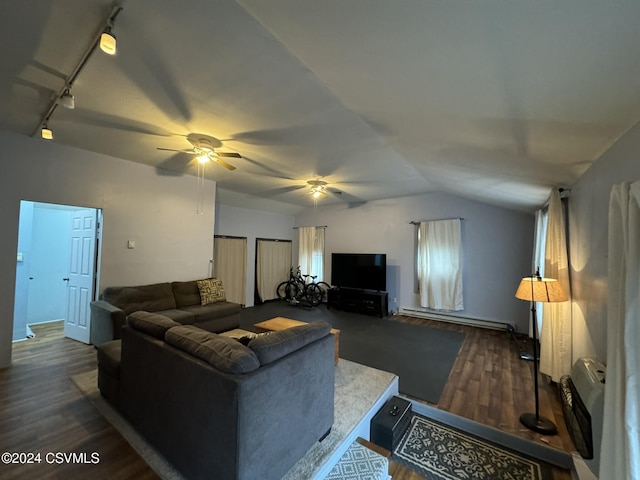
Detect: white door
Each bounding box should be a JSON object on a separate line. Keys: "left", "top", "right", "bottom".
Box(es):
{"left": 64, "top": 209, "right": 98, "bottom": 343}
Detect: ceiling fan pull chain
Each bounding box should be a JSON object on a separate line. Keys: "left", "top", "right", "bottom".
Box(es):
{"left": 196, "top": 162, "right": 205, "bottom": 215}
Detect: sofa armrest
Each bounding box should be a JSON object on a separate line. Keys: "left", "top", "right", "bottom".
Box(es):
{"left": 90, "top": 300, "right": 126, "bottom": 347}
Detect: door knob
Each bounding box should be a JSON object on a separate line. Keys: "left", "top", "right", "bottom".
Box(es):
{"left": 63, "top": 278, "right": 70, "bottom": 282}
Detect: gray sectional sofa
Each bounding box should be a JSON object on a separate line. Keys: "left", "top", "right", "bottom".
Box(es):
{"left": 90, "top": 279, "right": 241, "bottom": 346}
{"left": 98, "top": 311, "right": 335, "bottom": 480}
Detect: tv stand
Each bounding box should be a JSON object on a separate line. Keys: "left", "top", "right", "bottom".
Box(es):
{"left": 327, "top": 288, "right": 388, "bottom": 318}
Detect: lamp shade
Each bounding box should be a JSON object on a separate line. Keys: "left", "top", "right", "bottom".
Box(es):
{"left": 515, "top": 276, "right": 567, "bottom": 303}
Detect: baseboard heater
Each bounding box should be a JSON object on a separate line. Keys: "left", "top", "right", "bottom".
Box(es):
{"left": 397, "top": 308, "right": 513, "bottom": 331}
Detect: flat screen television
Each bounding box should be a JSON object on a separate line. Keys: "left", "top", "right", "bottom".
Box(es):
{"left": 331, "top": 253, "right": 387, "bottom": 291}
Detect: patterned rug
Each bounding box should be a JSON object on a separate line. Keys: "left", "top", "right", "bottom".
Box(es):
{"left": 393, "top": 414, "right": 554, "bottom": 480}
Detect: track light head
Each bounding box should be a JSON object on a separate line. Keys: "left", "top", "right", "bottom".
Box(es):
{"left": 59, "top": 89, "right": 75, "bottom": 109}
{"left": 100, "top": 26, "right": 117, "bottom": 55}
{"left": 41, "top": 124, "right": 53, "bottom": 140}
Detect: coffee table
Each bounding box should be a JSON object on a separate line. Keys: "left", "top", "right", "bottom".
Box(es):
{"left": 254, "top": 317, "right": 340, "bottom": 365}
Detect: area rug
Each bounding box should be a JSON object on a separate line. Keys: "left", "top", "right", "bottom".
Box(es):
{"left": 70, "top": 369, "right": 183, "bottom": 480}
{"left": 393, "top": 414, "right": 554, "bottom": 480}
{"left": 335, "top": 317, "right": 465, "bottom": 404}
{"left": 71, "top": 359, "right": 397, "bottom": 480}
{"left": 240, "top": 302, "right": 467, "bottom": 404}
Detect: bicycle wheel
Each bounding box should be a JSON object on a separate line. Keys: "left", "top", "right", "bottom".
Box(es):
{"left": 316, "top": 282, "right": 332, "bottom": 303}
{"left": 277, "top": 281, "right": 296, "bottom": 300}
{"left": 286, "top": 282, "right": 300, "bottom": 302}
{"left": 305, "top": 283, "right": 323, "bottom": 307}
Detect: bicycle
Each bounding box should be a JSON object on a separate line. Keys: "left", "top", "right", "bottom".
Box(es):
{"left": 294, "top": 267, "right": 332, "bottom": 303}
{"left": 316, "top": 280, "right": 332, "bottom": 303}
{"left": 277, "top": 266, "right": 325, "bottom": 307}
{"left": 277, "top": 266, "right": 305, "bottom": 303}
{"left": 299, "top": 269, "right": 332, "bottom": 303}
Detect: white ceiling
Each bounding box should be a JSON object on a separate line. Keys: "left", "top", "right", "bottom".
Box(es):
{"left": 2, "top": 0, "right": 639, "bottom": 214}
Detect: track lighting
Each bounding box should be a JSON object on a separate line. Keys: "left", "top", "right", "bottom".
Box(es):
{"left": 33, "top": 5, "right": 122, "bottom": 139}
{"left": 100, "top": 26, "right": 117, "bottom": 55}
{"left": 59, "top": 88, "right": 75, "bottom": 109}
{"left": 41, "top": 124, "right": 53, "bottom": 140}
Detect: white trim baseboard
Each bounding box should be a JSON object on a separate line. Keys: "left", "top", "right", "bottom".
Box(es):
{"left": 397, "top": 308, "right": 512, "bottom": 331}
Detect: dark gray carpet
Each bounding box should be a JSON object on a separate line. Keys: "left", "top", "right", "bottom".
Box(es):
{"left": 240, "top": 301, "right": 466, "bottom": 404}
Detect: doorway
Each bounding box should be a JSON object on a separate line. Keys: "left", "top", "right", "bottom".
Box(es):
{"left": 13, "top": 201, "right": 102, "bottom": 344}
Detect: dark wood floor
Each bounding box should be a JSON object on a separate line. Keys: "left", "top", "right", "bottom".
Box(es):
{"left": 0, "top": 317, "right": 573, "bottom": 479}
{"left": 390, "top": 315, "right": 574, "bottom": 480}
{"left": 0, "top": 322, "right": 158, "bottom": 479}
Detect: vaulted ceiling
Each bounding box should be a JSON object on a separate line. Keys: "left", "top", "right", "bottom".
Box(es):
{"left": 2, "top": 0, "right": 639, "bottom": 213}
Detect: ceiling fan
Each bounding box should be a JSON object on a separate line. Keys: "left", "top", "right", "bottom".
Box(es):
{"left": 305, "top": 180, "right": 343, "bottom": 199}
{"left": 157, "top": 134, "right": 241, "bottom": 171}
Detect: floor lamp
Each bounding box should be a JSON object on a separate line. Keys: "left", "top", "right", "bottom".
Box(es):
{"left": 515, "top": 270, "right": 567, "bottom": 435}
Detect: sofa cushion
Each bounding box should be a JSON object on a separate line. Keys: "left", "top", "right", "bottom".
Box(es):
{"left": 156, "top": 309, "right": 196, "bottom": 325}
{"left": 171, "top": 280, "right": 201, "bottom": 308}
{"left": 102, "top": 282, "right": 176, "bottom": 315}
{"left": 127, "top": 311, "right": 181, "bottom": 339}
{"left": 165, "top": 325, "right": 260, "bottom": 374}
{"left": 179, "top": 301, "right": 239, "bottom": 323}
{"left": 97, "top": 339, "right": 122, "bottom": 377}
{"left": 196, "top": 278, "right": 226, "bottom": 305}
{"left": 248, "top": 321, "right": 331, "bottom": 365}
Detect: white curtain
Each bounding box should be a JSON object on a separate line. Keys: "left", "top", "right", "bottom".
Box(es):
{"left": 298, "top": 227, "right": 325, "bottom": 282}
{"left": 256, "top": 240, "right": 291, "bottom": 301}
{"left": 540, "top": 190, "right": 572, "bottom": 382}
{"left": 417, "top": 219, "right": 463, "bottom": 310}
{"left": 214, "top": 237, "right": 247, "bottom": 305}
{"left": 599, "top": 181, "right": 640, "bottom": 480}
{"left": 532, "top": 209, "right": 548, "bottom": 336}
{"left": 314, "top": 228, "right": 325, "bottom": 282}
{"left": 298, "top": 226, "right": 316, "bottom": 280}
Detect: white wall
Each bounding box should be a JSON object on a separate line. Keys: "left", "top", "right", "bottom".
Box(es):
{"left": 0, "top": 131, "right": 216, "bottom": 367}
{"left": 568, "top": 121, "right": 640, "bottom": 363}
{"left": 295, "top": 192, "right": 534, "bottom": 331}
{"left": 214, "top": 203, "right": 295, "bottom": 307}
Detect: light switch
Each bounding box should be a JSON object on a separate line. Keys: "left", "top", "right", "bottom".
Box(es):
{"left": 127, "top": 240, "right": 136, "bottom": 249}
{"left": 17, "top": 252, "right": 23, "bottom": 262}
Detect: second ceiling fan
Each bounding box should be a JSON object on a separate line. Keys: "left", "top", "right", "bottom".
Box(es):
{"left": 157, "top": 134, "right": 241, "bottom": 171}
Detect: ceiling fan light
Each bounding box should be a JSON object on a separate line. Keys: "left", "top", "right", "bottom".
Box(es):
{"left": 196, "top": 154, "right": 209, "bottom": 164}
{"left": 59, "top": 89, "right": 75, "bottom": 109}
{"left": 41, "top": 124, "right": 53, "bottom": 140}
{"left": 100, "top": 29, "right": 117, "bottom": 55}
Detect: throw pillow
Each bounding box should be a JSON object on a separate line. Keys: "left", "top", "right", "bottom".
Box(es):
{"left": 196, "top": 278, "right": 226, "bottom": 305}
